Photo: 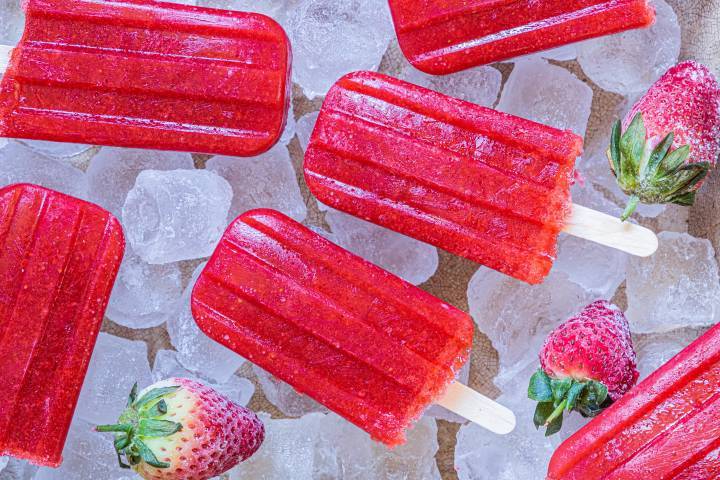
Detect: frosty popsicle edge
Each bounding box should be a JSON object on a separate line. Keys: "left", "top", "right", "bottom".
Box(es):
{"left": 304, "top": 71, "right": 658, "bottom": 285}
{"left": 191, "top": 209, "right": 516, "bottom": 445}
{"left": 0, "top": 0, "right": 292, "bottom": 156}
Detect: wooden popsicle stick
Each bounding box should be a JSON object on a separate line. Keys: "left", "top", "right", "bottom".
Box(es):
{"left": 0, "top": 45, "right": 12, "bottom": 72}
{"left": 437, "top": 381, "right": 516, "bottom": 435}
{"left": 563, "top": 203, "right": 659, "bottom": 257}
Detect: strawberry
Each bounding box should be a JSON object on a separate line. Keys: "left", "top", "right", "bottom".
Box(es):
{"left": 608, "top": 61, "right": 720, "bottom": 220}
{"left": 96, "top": 378, "right": 264, "bottom": 480}
{"left": 528, "top": 301, "right": 639, "bottom": 436}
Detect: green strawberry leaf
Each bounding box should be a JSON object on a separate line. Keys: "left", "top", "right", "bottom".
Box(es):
{"left": 565, "top": 382, "right": 587, "bottom": 411}
{"left": 545, "top": 411, "right": 564, "bottom": 437}
{"left": 658, "top": 145, "right": 691, "bottom": 175}
{"left": 147, "top": 399, "right": 168, "bottom": 417}
{"left": 609, "top": 120, "right": 622, "bottom": 176}
{"left": 134, "top": 386, "right": 180, "bottom": 410}
{"left": 645, "top": 132, "right": 674, "bottom": 178}
{"left": 534, "top": 402, "right": 554, "bottom": 429}
{"left": 619, "top": 113, "right": 646, "bottom": 181}
{"left": 551, "top": 378, "right": 573, "bottom": 406}
{"left": 138, "top": 419, "right": 182, "bottom": 438}
{"left": 135, "top": 439, "right": 170, "bottom": 469}
{"left": 127, "top": 383, "right": 138, "bottom": 408}
{"left": 528, "top": 369, "right": 553, "bottom": 402}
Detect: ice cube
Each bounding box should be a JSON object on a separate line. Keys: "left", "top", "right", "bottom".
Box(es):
{"left": 0, "top": 142, "right": 88, "bottom": 199}
{"left": 399, "top": 64, "right": 502, "bottom": 107}
{"left": 626, "top": 232, "right": 720, "bottom": 333}
{"left": 280, "top": 101, "right": 297, "bottom": 146}
{"left": 554, "top": 234, "right": 627, "bottom": 298}
{"left": 456, "top": 363, "right": 586, "bottom": 480}
{"left": 34, "top": 417, "right": 132, "bottom": 480}
{"left": 253, "top": 365, "right": 328, "bottom": 417}
{"left": 323, "top": 208, "right": 439, "bottom": 285}
{"left": 288, "top": 0, "right": 394, "bottom": 98}
{"left": 86, "top": 147, "right": 194, "bottom": 218}
{"left": 231, "top": 413, "right": 439, "bottom": 479}
{"left": 207, "top": 145, "right": 306, "bottom": 222}
{"left": 635, "top": 329, "right": 704, "bottom": 380}
{"left": 468, "top": 268, "right": 594, "bottom": 387}
{"left": 497, "top": 58, "right": 593, "bottom": 138}
{"left": 75, "top": 333, "right": 152, "bottom": 425}
{"left": 16, "top": 140, "right": 92, "bottom": 160}
{"left": 0, "top": 459, "right": 6, "bottom": 474}
{"left": 196, "top": 0, "right": 291, "bottom": 24}
{"left": 105, "top": 250, "right": 183, "bottom": 329}
{"left": 0, "top": 458, "right": 38, "bottom": 480}
{"left": 576, "top": 0, "right": 680, "bottom": 95}
{"left": 0, "top": 0, "right": 24, "bottom": 45}
{"left": 153, "top": 350, "right": 254, "bottom": 406}
{"left": 531, "top": 43, "right": 578, "bottom": 62}
{"left": 122, "top": 169, "right": 233, "bottom": 264}
{"left": 296, "top": 111, "right": 319, "bottom": 152}
{"left": 167, "top": 263, "right": 246, "bottom": 383}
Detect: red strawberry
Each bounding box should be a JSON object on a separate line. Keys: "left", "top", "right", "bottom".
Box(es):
{"left": 608, "top": 61, "right": 720, "bottom": 220}
{"left": 528, "top": 301, "right": 639, "bottom": 436}
{"left": 97, "top": 378, "right": 264, "bottom": 480}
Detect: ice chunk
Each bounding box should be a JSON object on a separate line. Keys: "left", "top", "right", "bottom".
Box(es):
{"left": 86, "top": 147, "right": 194, "bottom": 218}
{"left": 153, "top": 350, "right": 254, "bottom": 406}
{"left": 532, "top": 43, "right": 578, "bottom": 62}
{"left": 76, "top": 333, "right": 152, "bottom": 425}
{"left": 554, "top": 234, "right": 627, "bottom": 298}
{"left": 0, "top": 142, "right": 88, "bottom": 199}
{"left": 0, "top": 458, "right": 38, "bottom": 480}
{"left": 425, "top": 361, "right": 471, "bottom": 422}
{"left": 196, "top": 0, "right": 290, "bottom": 23}
{"left": 497, "top": 58, "right": 593, "bottom": 138}
{"left": 456, "top": 363, "right": 586, "bottom": 480}
{"left": 231, "top": 413, "right": 439, "bottom": 479}
{"left": 468, "top": 268, "right": 594, "bottom": 387}
{"left": 626, "top": 232, "right": 720, "bottom": 333}
{"left": 288, "top": 0, "right": 394, "bottom": 98}
{"left": 16, "top": 140, "right": 91, "bottom": 160}
{"left": 122, "top": 169, "right": 233, "bottom": 264}
{"left": 576, "top": 0, "right": 680, "bottom": 95}
{"left": 296, "top": 111, "right": 319, "bottom": 152}
{"left": 253, "top": 365, "right": 327, "bottom": 417}
{"left": 207, "top": 145, "right": 306, "bottom": 222}
{"left": 0, "top": 459, "right": 6, "bottom": 474}
{"left": 0, "top": 0, "right": 24, "bottom": 45}
{"left": 167, "top": 263, "right": 246, "bottom": 383}
{"left": 105, "top": 251, "right": 183, "bottom": 329}
{"left": 280, "top": 101, "right": 297, "bottom": 146}
{"left": 399, "top": 64, "right": 502, "bottom": 107}
{"left": 34, "top": 418, "right": 134, "bottom": 480}
{"left": 323, "top": 208, "right": 438, "bottom": 285}
{"left": 635, "top": 329, "right": 704, "bottom": 380}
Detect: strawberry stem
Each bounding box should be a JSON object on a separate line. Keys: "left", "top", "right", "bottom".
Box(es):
{"left": 621, "top": 195, "right": 640, "bottom": 221}
{"left": 544, "top": 399, "right": 567, "bottom": 426}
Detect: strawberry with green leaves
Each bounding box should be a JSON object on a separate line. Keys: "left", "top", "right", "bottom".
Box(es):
{"left": 528, "top": 301, "right": 638, "bottom": 436}
{"left": 608, "top": 61, "right": 720, "bottom": 220}
{"left": 97, "top": 378, "right": 264, "bottom": 480}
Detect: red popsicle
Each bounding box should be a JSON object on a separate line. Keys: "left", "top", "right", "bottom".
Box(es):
{"left": 304, "top": 71, "right": 582, "bottom": 284}
{"left": 0, "top": 0, "right": 291, "bottom": 156}
{"left": 191, "top": 209, "right": 511, "bottom": 446}
{"left": 388, "top": 0, "right": 656, "bottom": 75}
{"left": 0, "top": 183, "right": 124, "bottom": 467}
{"left": 548, "top": 322, "right": 720, "bottom": 479}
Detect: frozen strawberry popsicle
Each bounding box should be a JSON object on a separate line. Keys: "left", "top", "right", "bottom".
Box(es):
{"left": 192, "top": 209, "right": 514, "bottom": 445}
{"left": 548, "top": 322, "right": 720, "bottom": 479}
{"left": 0, "top": 184, "right": 124, "bottom": 467}
{"left": 304, "top": 71, "right": 583, "bottom": 285}
{"left": 0, "top": 0, "right": 291, "bottom": 156}
{"left": 388, "top": 0, "right": 656, "bottom": 74}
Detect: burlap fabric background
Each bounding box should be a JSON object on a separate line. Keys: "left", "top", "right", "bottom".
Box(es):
{"left": 105, "top": 1, "right": 720, "bottom": 478}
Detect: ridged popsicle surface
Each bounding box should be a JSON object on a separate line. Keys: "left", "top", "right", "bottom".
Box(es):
{"left": 388, "top": 0, "right": 656, "bottom": 74}
{"left": 0, "top": 0, "right": 291, "bottom": 156}
{"left": 0, "top": 184, "right": 124, "bottom": 467}
{"left": 304, "top": 71, "right": 582, "bottom": 284}
{"left": 191, "top": 209, "right": 473, "bottom": 446}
